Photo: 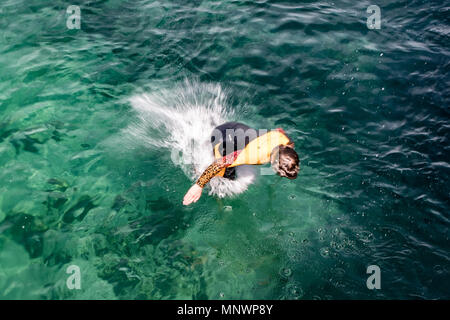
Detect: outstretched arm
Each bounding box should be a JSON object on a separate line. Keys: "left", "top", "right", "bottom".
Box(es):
{"left": 183, "top": 153, "right": 237, "bottom": 205}
{"left": 196, "top": 160, "right": 228, "bottom": 188}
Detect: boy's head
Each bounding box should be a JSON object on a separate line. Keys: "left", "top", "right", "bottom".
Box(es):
{"left": 270, "top": 145, "right": 300, "bottom": 179}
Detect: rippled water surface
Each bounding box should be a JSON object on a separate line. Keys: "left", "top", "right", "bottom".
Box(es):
{"left": 0, "top": 0, "right": 449, "bottom": 299}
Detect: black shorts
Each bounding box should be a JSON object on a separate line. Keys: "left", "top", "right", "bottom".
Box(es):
{"left": 210, "top": 122, "right": 255, "bottom": 180}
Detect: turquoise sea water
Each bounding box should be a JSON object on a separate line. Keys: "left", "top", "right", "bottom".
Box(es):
{"left": 0, "top": 0, "right": 449, "bottom": 299}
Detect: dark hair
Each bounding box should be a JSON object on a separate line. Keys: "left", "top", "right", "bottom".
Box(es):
{"left": 271, "top": 145, "right": 300, "bottom": 179}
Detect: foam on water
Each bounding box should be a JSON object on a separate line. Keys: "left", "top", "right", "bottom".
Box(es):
{"left": 126, "top": 80, "right": 256, "bottom": 198}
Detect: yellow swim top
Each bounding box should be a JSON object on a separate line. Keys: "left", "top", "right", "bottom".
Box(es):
{"left": 213, "top": 129, "right": 291, "bottom": 167}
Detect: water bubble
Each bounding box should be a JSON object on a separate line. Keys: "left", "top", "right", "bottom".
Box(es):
{"left": 279, "top": 267, "right": 292, "bottom": 278}
{"left": 319, "top": 247, "right": 330, "bottom": 257}
{"left": 223, "top": 205, "right": 232, "bottom": 212}
{"left": 433, "top": 265, "right": 444, "bottom": 275}
{"left": 286, "top": 283, "right": 304, "bottom": 299}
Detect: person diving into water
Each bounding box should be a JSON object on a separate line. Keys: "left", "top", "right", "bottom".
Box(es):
{"left": 183, "top": 121, "right": 300, "bottom": 205}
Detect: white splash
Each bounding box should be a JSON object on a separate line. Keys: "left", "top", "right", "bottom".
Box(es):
{"left": 126, "top": 80, "right": 256, "bottom": 198}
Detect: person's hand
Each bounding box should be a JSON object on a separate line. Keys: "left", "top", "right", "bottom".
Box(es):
{"left": 183, "top": 184, "right": 203, "bottom": 205}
